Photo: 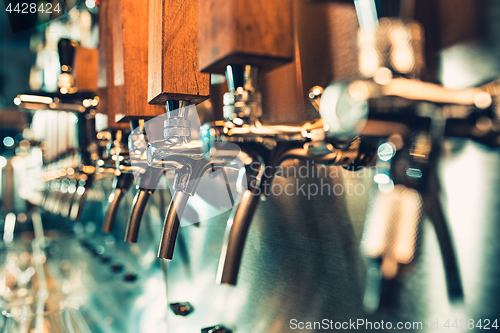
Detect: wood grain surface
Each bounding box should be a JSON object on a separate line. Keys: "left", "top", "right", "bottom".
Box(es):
{"left": 112, "top": 0, "right": 164, "bottom": 122}
{"left": 73, "top": 47, "right": 98, "bottom": 92}
{"left": 97, "top": 0, "right": 130, "bottom": 130}
{"left": 198, "top": 0, "right": 294, "bottom": 74}
{"left": 148, "top": 0, "right": 210, "bottom": 105}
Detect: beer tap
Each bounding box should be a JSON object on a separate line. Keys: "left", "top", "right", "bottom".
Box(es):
{"left": 95, "top": 0, "right": 145, "bottom": 235}
{"left": 201, "top": 66, "right": 376, "bottom": 285}
{"left": 314, "top": 0, "right": 500, "bottom": 311}
{"left": 146, "top": 101, "right": 217, "bottom": 259}
{"left": 124, "top": 120, "right": 164, "bottom": 243}
{"left": 15, "top": 40, "right": 100, "bottom": 222}
{"left": 196, "top": 0, "right": 378, "bottom": 285}
{"left": 97, "top": 0, "right": 165, "bottom": 239}
{"left": 145, "top": 0, "right": 211, "bottom": 258}
{"left": 101, "top": 129, "right": 135, "bottom": 233}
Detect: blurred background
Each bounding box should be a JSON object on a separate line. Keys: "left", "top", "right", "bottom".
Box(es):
{"left": 1, "top": 0, "right": 500, "bottom": 332}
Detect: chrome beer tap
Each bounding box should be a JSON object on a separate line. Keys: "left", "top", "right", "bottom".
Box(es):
{"left": 15, "top": 39, "right": 100, "bottom": 222}
{"left": 200, "top": 65, "right": 375, "bottom": 285}
{"left": 147, "top": 100, "right": 220, "bottom": 259}
{"left": 115, "top": 119, "right": 164, "bottom": 244}
{"left": 314, "top": 0, "right": 500, "bottom": 311}
{"left": 101, "top": 129, "right": 135, "bottom": 233}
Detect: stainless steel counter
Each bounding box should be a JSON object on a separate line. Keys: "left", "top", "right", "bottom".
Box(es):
{"left": 55, "top": 140, "right": 500, "bottom": 332}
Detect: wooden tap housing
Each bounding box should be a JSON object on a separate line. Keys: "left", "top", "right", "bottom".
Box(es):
{"left": 148, "top": 0, "right": 210, "bottom": 105}
{"left": 198, "top": 0, "right": 294, "bottom": 74}
{"left": 112, "top": 0, "right": 164, "bottom": 122}
{"left": 97, "top": 0, "right": 130, "bottom": 130}
{"left": 73, "top": 47, "right": 98, "bottom": 92}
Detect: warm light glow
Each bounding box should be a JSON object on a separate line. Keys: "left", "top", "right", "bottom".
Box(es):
{"left": 474, "top": 92, "right": 492, "bottom": 109}
{"left": 378, "top": 180, "right": 394, "bottom": 193}
{"left": 232, "top": 118, "right": 244, "bottom": 126}
{"left": 374, "top": 173, "right": 390, "bottom": 184}
{"left": 18, "top": 94, "right": 53, "bottom": 104}
{"left": 3, "top": 213, "right": 16, "bottom": 244}
{"left": 373, "top": 67, "right": 393, "bottom": 85}
{"left": 19, "top": 140, "right": 30, "bottom": 150}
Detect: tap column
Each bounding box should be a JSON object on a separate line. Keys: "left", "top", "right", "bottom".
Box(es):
{"left": 197, "top": 0, "right": 294, "bottom": 284}
{"left": 148, "top": 0, "right": 210, "bottom": 259}
{"left": 98, "top": 0, "right": 136, "bottom": 233}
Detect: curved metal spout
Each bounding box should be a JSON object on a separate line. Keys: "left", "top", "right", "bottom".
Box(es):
{"left": 157, "top": 191, "right": 190, "bottom": 259}
{"left": 61, "top": 189, "right": 78, "bottom": 219}
{"left": 125, "top": 168, "right": 164, "bottom": 243}
{"left": 212, "top": 140, "right": 366, "bottom": 286}
{"left": 125, "top": 190, "right": 151, "bottom": 243}
{"left": 216, "top": 189, "right": 260, "bottom": 285}
{"left": 70, "top": 176, "right": 95, "bottom": 221}
{"left": 54, "top": 191, "right": 69, "bottom": 215}
{"left": 43, "top": 190, "right": 56, "bottom": 213}
{"left": 424, "top": 178, "right": 464, "bottom": 302}
{"left": 69, "top": 190, "right": 86, "bottom": 221}
{"left": 102, "top": 173, "right": 135, "bottom": 233}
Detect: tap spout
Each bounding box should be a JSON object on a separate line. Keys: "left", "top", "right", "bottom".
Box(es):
{"left": 70, "top": 175, "right": 95, "bottom": 221}
{"left": 216, "top": 189, "right": 260, "bottom": 285}
{"left": 157, "top": 190, "right": 190, "bottom": 259}
{"left": 125, "top": 168, "right": 165, "bottom": 243}
{"left": 102, "top": 173, "right": 135, "bottom": 233}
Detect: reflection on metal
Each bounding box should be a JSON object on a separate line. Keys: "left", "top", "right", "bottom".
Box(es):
{"left": 202, "top": 64, "right": 375, "bottom": 286}
{"left": 102, "top": 173, "right": 135, "bottom": 233}
{"left": 8, "top": 1, "right": 500, "bottom": 332}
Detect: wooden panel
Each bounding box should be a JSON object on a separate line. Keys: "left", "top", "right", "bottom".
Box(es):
{"left": 73, "top": 47, "right": 98, "bottom": 92}
{"left": 0, "top": 109, "right": 25, "bottom": 130}
{"left": 97, "top": 0, "right": 110, "bottom": 114}
{"left": 112, "top": 0, "right": 164, "bottom": 122}
{"left": 96, "top": 0, "right": 130, "bottom": 130}
{"left": 148, "top": 0, "right": 210, "bottom": 105}
{"left": 198, "top": 0, "right": 294, "bottom": 74}
{"left": 259, "top": 1, "right": 358, "bottom": 122}
{"left": 438, "top": 0, "right": 479, "bottom": 47}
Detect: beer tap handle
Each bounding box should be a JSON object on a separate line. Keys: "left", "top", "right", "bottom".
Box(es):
{"left": 147, "top": 0, "right": 210, "bottom": 258}
{"left": 57, "top": 38, "right": 78, "bottom": 94}
{"left": 57, "top": 38, "right": 77, "bottom": 73}
{"left": 102, "top": 173, "right": 135, "bottom": 233}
